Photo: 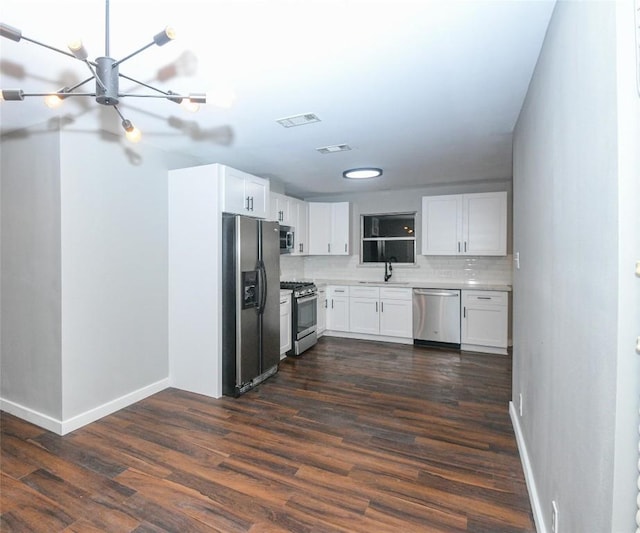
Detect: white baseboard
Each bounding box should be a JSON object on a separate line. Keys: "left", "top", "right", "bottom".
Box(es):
{"left": 509, "top": 401, "right": 546, "bottom": 533}
{"left": 0, "top": 399, "right": 63, "bottom": 434}
{"left": 1, "top": 378, "right": 170, "bottom": 435}
{"left": 323, "top": 330, "right": 413, "bottom": 345}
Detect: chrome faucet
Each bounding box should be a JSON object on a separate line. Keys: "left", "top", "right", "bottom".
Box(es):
{"left": 384, "top": 259, "right": 393, "bottom": 282}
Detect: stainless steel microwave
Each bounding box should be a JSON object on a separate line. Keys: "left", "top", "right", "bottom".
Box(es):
{"left": 279, "top": 225, "right": 294, "bottom": 254}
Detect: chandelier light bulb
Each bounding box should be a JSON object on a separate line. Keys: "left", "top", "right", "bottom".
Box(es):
{"left": 181, "top": 100, "right": 200, "bottom": 113}
{"left": 68, "top": 39, "right": 88, "bottom": 60}
{"left": 121, "top": 119, "right": 142, "bottom": 143}
{"left": 125, "top": 126, "right": 142, "bottom": 143}
{"left": 45, "top": 94, "right": 64, "bottom": 109}
{"left": 153, "top": 27, "right": 176, "bottom": 46}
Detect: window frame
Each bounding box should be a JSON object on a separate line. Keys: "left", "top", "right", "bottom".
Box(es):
{"left": 359, "top": 211, "right": 417, "bottom": 265}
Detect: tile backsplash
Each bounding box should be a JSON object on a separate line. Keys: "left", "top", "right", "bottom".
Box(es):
{"left": 281, "top": 254, "right": 513, "bottom": 285}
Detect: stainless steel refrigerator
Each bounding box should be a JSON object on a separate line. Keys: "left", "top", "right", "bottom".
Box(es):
{"left": 222, "top": 214, "right": 281, "bottom": 396}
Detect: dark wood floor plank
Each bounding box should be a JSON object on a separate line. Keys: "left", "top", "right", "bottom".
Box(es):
{"left": 1, "top": 337, "right": 534, "bottom": 532}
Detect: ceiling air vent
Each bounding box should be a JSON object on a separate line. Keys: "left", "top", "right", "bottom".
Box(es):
{"left": 276, "top": 113, "right": 321, "bottom": 128}
{"left": 316, "top": 144, "right": 352, "bottom": 154}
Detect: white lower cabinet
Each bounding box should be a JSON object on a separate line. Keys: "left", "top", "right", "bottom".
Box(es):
{"left": 280, "top": 292, "right": 292, "bottom": 358}
{"left": 461, "top": 290, "right": 508, "bottom": 354}
{"left": 349, "top": 294, "right": 380, "bottom": 335}
{"left": 342, "top": 285, "right": 413, "bottom": 340}
{"left": 379, "top": 288, "right": 413, "bottom": 338}
{"left": 326, "top": 286, "right": 350, "bottom": 332}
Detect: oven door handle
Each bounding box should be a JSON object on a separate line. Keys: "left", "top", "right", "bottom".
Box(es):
{"left": 296, "top": 294, "right": 318, "bottom": 305}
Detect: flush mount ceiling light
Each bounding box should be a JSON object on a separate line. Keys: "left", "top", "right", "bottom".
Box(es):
{"left": 0, "top": 0, "right": 206, "bottom": 143}
{"left": 343, "top": 168, "right": 383, "bottom": 179}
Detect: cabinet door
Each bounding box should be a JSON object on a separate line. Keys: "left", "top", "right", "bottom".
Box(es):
{"left": 295, "top": 200, "right": 309, "bottom": 255}
{"left": 222, "top": 168, "right": 249, "bottom": 215}
{"left": 462, "top": 192, "right": 507, "bottom": 256}
{"left": 330, "top": 202, "right": 350, "bottom": 255}
{"left": 379, "top": 298, "right": 413, "bottom": 338}
{"left": 421, "top": 195, "right": 462, "bottom": 255}
{"left": 280, "top": 295, "right": 292, "bottom": 355}
{"left": 328, "top": 296, "right": 349, "bottom": 331}
{"left": 461, "top": 291, "right": 508, "bottom": 348}
{"left": 308, "top": 203, "right": 332, "bottom": 254}
{"left": 349, "top": 297, "right": 379, "bottom": 334}
{"left": 245, "top": 176, "right": 269, "bottom": 218}
{"left": 269, "top": 192, "right": 282, "bottom": 222}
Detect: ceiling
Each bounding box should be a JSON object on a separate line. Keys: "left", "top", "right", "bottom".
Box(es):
{"left": 0, "top": 0, "right": 556, "bottom": 198}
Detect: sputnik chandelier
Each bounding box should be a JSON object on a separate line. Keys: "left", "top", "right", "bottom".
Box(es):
{"left": 0, "top": 0, "right": 206, "bottom": 142}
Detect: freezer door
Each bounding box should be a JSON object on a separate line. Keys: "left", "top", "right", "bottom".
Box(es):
{"left": 236, "top": 216, "right": 261, "bottom": 386}
{"left": 260, "top": 220, "right": 281, "bottom": 372}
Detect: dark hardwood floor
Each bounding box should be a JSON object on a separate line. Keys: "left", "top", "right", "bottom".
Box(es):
{"left": 1, "top": 337, "right": 534, "bottom": 532}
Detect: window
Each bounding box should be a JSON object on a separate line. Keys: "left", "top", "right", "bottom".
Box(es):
{"left": 360, "top": 213, "right": 416, "bottom": 264}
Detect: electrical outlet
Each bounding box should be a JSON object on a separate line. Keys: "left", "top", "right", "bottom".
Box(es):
{"left": 551, "top": 500, "right": 559, "bottom": 533}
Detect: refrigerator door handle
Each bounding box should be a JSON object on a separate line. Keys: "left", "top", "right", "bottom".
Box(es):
{"left": 257, "top": 260, "right": 267, "bottom": 314}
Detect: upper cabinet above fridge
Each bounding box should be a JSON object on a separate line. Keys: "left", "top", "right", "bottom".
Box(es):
{"left": 221, "top": 165, "right": 270, "bottom": 219}
{"left": 421, "top": 192, "right": 507, "bottom": 256}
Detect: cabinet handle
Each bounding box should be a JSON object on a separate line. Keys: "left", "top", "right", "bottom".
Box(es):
{"left": 463, "top": 307, "right": 466, "bottom": 318}
{"left": 381, "top": 302, "right": 384, "bottom": 313}
{"left": 375, "top": 302, "right": 378, "bottom": 313}
{"left": 464, "top": 241, "right": 467, "bottom": 252}
{"left": 458, "top": 242, "right": 461, "bottom": 253}
{"left": 250, "top": 197, "right": 254, "bottom": 211}
{"left": 324, "top": 300, "right": 327, "bottom": 308}
{"left": 344, "top": 243, "right": 347, "bottom": 252}
{"left": 246, "top": 196, "right": 251, "bottom": 211}
{"left": 332, "top": 300, "right": 334, "bottom": 309}
{"left": 279, "top": 210, "right": 283, "bottom": 221}
{"left": 477, "top": 296, "right": 491, "bottom": 300}
{"left": 328, "top": 243, "right": 331, "bottom": 253}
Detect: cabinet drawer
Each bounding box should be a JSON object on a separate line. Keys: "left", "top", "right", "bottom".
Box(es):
{"left": 349, "top": 286, "right": 380, "bottom": 298}
{"left": 328, "top": 286, "right": 350, "bottom": 297}
{"left": 379, "top": 287, "right": 412, "bottom": 300}
{"left": 463, "top": 290, "right": 507, "bottom": 306}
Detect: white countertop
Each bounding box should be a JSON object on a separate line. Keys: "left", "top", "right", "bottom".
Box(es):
{"left": 310, "top": 279, "right": 512, "bottom": 292}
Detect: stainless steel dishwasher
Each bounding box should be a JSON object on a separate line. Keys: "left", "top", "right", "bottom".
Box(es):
{"left": 412, "top": 288, "right": 461, "bottom": 345}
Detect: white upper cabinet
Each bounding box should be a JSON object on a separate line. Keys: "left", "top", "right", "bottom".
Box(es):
{"left": 291, "top": 198, "right": 309, "bottom": 256}
{"left": 221, "top": 165, "right": 269, "bottom": 218}
{"left": 270, "top": 192, "right": 293, "bottom": 226}
{"left": 308, "top": 202, "right": 350, "bottom": 255}
{"left": 421, "top": 192, "right": 507, "bottom": 256}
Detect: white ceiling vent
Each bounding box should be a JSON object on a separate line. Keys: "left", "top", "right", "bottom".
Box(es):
{"left": 276, "top": 113, "right": 321, "bottom": 128}
{"left": 316, "top": 144, "right": 352, "bottom": 154}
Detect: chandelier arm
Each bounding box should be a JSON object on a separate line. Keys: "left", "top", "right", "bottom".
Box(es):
{"left": 113, "top": 104, "right": 126, "bottom": 121}
{"left": 19, "top": 92, "right": 96, "bottom": 97}
{"left": 111, "top": 42, "right": 155, "bottom": 69}
{"left": 67, "top": 76, "right": 96, "bottom": 93}
{"left": 118, "top": 93, "right": 189, "bottom": 99}
{"left": 19, "top": 35, "right": 98, "bottom": 67}
{"left": 118, "top": 73, "right": 170, "bottom": 96}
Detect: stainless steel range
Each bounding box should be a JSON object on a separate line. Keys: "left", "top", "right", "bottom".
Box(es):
{"left": 280, "top": 281, "right": 318, "bottom": 356}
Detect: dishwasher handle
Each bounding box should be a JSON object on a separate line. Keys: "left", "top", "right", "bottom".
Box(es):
{"left": 413, "top": 289, "right": 460, "bottom": 297}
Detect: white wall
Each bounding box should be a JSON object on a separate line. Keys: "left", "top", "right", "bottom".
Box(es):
{"left": 1, "top": 128, "right": 63, "bottom": 423}
{"left": 168, "top": 164, "right": 221, "bottom": 398}
{"left": 611, "top": 0, "right": 640, "bottom": 529}
{"left": 2, "top": 124, "right": 199, "bottom": 433}
{"left": 512, "top": 1, "right": 639, "bottom": 531}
